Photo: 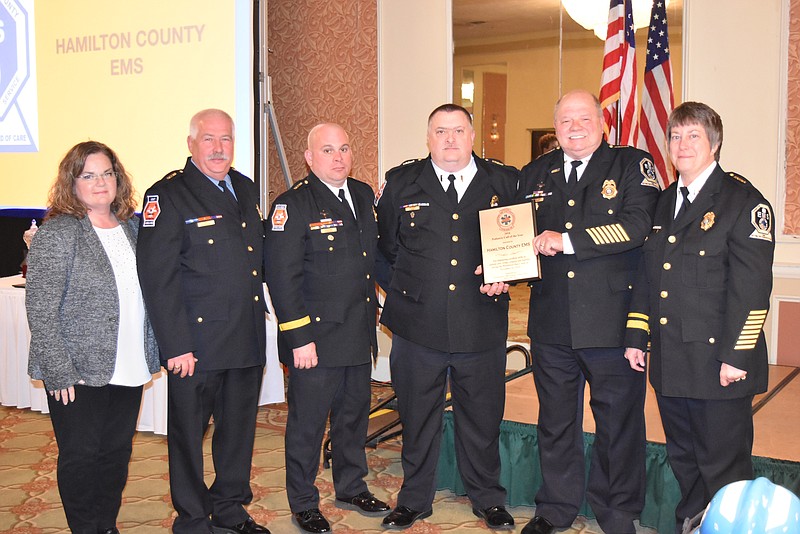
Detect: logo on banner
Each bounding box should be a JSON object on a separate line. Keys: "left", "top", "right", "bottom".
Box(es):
{"left": 0, "top": 0, "right": 38, "bottom": 152}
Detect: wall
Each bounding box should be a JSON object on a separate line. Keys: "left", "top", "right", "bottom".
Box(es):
{"left": 267, "top": 0, "right": 379, "bottom": 197}
{"left": 454, "top": 31, "right": 684, "bottom": 170}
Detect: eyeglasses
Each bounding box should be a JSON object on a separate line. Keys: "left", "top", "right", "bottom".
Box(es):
{"left": 75, "top": 171, "right": 119, "bottom": 182}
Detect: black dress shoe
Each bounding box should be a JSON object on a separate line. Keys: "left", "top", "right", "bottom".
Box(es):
{"left": 212, "top": 516, "right": 271, "bottom": 534}
{"left": 473, "top": 505, "right": 515, "bottom": 530}
{"left": 292, "top": 508, "right": 331, "bottom": 533}
{"left": 521, "top": 515, "right": 555, "bottom": 534}
{"left": 336, "top": 491, "right": 391, "bottom": 516}
{"left": 381, "top": 506, "right": 433, "bottom": 530}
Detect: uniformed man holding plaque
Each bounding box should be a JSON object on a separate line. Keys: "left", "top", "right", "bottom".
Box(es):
{"left": 624, "top": 102, "right": 775, "bottom": 533}
{"left": 517, "top": 90, "right": 659, "bottom": 534}
{"left": 376, "top": 103, "right": 518, "bottom": 531}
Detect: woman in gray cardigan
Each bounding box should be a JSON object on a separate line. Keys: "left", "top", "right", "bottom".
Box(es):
{"left": 26, "top": 141, "right": 160, "bottom": 534}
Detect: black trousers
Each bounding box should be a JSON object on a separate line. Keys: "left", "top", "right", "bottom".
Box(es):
{"left": 167, "top": 366, "right": 263, "bottom": 534}
{"left": 47, "top": 383, "right": 143, "bottom": 534}
{"left": 390, "top": 334, "right": 507, "bottom": 512}
{"left": 285, "top": 363, "right": 371, "bottom": 512}
{"left": 656, "top": 393, "right": 754, "bottom": 534}
{"left": 530, "top": 342, "right": 646, "bottom": 534}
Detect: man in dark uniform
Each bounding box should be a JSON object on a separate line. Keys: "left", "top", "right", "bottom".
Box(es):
{"left": 376, "top": 103, "right": 518, "bottom": 531}
{"left": 264, "top": 123, "right": 389, "bottom": 533}
{"left": 624, "top": 102, "right": 775, "bottom": 533}
{"left": 517, "top": 90, "right": 659, "bottom": 534}
{"left": 137, "top": 109, "right": 270, "bottom": 534}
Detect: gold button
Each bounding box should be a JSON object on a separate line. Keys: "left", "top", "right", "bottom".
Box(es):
{"left": 410, "top": 222, "right": 416, "bottom": 227}
{"left": 208, "top": 239, "right": 214, "bottom": 245}
{"left": 241, "top": 222, "right": 247, "bottom": 228}
{"left": 252, "top": 270, "right": 258, "bottom": 277}
{"left": 366, "top": 274, "right": 371, "bottom": 279}
{"left": 451, "top": 259, "right": 458, "bottom": 266}
{"left": 663, "top": 262, "right": 671, "bottom": 270}
{"left": 254, "top": 295, "right": 260, "bottom": 301}
{"left": 660, "top": 317, "right": 668, "bottom": 325}
{"left": 197, "top": 317, "right": 203, "bottom": 323}
{"left": 329, "top": 247, "right": 334, "bottom": 251}
{"left": 628, "top": 285, "right": 632, "bottom": 290}
{"left": 362, "top": 251, "right": 367, "bottom": 257}
{"left": 568, "top": 199, "right": 575, "bottom": 207}
{"left": 315, "top": 317, "right": 321, "bottom": 322}
{"left": 660, "top": 290, "right": 669, "bottom": 298}
{"left": 608, "top": 209, "right": 614, "bottom": 215}
{"left": 567, "top": 271, "right": 575, "bottom": 278}
{"left": 699, "top": 250, "right": 705, "bottom": 256}
{"left": 366, "top": 297, "right": 371, "bottom": 302}
{"left": 668, "top": 236, "right": 676, "bottom": 243}
{"left": 452, "top": 235, "right": 459, "bottom": 242}
{"left": 402, "top": 290, "right": 407, "bottom": 295}
{"left": 452, "top": 213, "right": 459, "bottom": 220}
{"left": 565, "top": 222, "right": 573, "bottom": 230}
{"left": 328, "top": 235, "right": 335, "bottom": 241}
{"left": 449, "top": 284, "right": 456, "bottom": 291}
{"left": 709, "top": 337, "right": 715, "bottom": 344}
{"left": 410, "top": 212, "right": 415, "bottom": 219}
{"left": 247, "top": 245, "right": 254, "bottom": 252}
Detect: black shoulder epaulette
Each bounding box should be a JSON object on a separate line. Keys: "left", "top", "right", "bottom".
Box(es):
{"left": 292, "top": 178, "right": 309, "bottom": 190}
{"left": 726, "top": 171, "right": 749, "bottom": 185}
{"left": 386, "top": 158, "right": 424, "bottom": 179}
{"left": 163, "top": 169, "right": 183, "bottom": 180}
{"left": 486, "top": 157, "right": 506, "bottom": 166}
{"left": 402, "top": 158, "right": 423, "bottom": 166}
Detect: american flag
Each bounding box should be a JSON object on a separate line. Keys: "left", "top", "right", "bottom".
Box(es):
{"left": 638, "top": 0, "right": 675, "bottom": 188}
{"left": 599, "top": 0, "right": 638, "bottom": 146}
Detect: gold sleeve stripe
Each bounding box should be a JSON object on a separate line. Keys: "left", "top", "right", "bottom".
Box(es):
{"left": 628, "top": 312, "right": 649, "bottom": 321}
{"left": 586, "top": 223, "right": 632, "bottom": 245}
{"left": 734, "top": 310, "right": 768, "bottom": 350}
{"left": 627, "top": 319, "right": 650, "bottom": 334}
{"left": 279, "top": 315, "right": 311, "bottom": 331}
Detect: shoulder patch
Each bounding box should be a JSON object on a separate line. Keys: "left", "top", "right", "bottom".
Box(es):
{"left": 142, "top": 195, "right": 161, "bottom": 227}
{"left": 749, "top": 203, "right": 773, "bottom": 242}
{"left": 639, "top": 158, "right": 661, "bottom": 190}
{"left": 163, "top": 170, "right": 182, "bottom": 180}
{"left": 271, "top": 204, "right": 288, "bottom": 231}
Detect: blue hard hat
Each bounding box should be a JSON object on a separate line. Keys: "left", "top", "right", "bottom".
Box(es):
{"left": 695, "top": 477, "right": 800, "bottom": 534}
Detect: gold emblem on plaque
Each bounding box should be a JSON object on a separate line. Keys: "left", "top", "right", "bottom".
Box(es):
{"left": 601, "top": 180, "right": 618, "bottom": 199}
{"left": 701, "top": 212, "right": 715, "bottom": 231}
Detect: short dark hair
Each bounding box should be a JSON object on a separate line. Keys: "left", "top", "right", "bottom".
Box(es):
{"left": 667, "top": 102, "right": 724, "bottom": 161}
{"left": 428, "top": 103, "right": 473, "bottom": 126}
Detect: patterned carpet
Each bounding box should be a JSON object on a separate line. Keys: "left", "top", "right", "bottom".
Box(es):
{"left": 0, "top": 285, "right": 657, "bottom": 533}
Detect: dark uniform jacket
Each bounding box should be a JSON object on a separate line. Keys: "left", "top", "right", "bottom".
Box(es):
{"left": 264, "top": 173, "right": 379, "bottom": 367}
{"left": 137, "top": 158, "right": 266, "bottom": 370}
{"left": 376, "top": 155, "right": 519, "bottom": 353}
{"left": 625, "top": 165, "right": 774, "bottom": 399}
{"left": 518, "top": 142, "right": 660, "bottom": 349}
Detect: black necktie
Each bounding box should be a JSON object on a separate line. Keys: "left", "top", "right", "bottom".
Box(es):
{"left": 217, "top": 180, "right": 236, "bottom": 203}
{"left": 675, "top": 186, "right": 691, "bottom": 220}
{"left": 338, "top": 189, "right": 355, "bottom": 219}
{"left": 446, "top": 174, "right": 458, "bottom": 206}
{"left": 567, "top": 160, "right": 583, "bottom": 188}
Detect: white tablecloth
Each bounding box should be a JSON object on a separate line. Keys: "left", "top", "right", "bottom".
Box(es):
{"left": 0, "top": 275, "right": 285, "bottom": 434}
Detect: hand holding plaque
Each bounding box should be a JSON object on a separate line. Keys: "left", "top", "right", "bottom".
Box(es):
{"left": 478, "top": 202, "right": 540, "bottom": 284}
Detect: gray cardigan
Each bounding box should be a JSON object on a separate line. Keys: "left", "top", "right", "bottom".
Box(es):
{"left": 26, "top": 214, "right": 160, "bottom": 390}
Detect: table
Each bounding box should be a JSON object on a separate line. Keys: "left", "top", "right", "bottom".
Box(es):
{"left": 0, "top": 275, "right": 285, "bottom": 434}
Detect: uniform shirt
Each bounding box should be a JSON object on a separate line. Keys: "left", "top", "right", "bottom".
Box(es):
{"left": 431, "top": 157, "right": 478, "bottom": 202}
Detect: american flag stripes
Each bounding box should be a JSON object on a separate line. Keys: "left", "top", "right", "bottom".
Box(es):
{"left": 637, "top": 0, "right": 675, "bottom": 188}
{"left": 598, "top": 0, "right": 638, "bottom": 146}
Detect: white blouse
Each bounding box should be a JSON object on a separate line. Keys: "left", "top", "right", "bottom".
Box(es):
{"left": 94, "top": 225, "right": 151, "bottom": 386}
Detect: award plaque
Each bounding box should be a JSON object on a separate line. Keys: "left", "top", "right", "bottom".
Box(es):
{"left": 478, "top": 202, "right": 540, "bottom": 284}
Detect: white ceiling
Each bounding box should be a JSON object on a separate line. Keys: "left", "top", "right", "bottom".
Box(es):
{"left": 453, "top": 0, "right": 684, "bottom": 43}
